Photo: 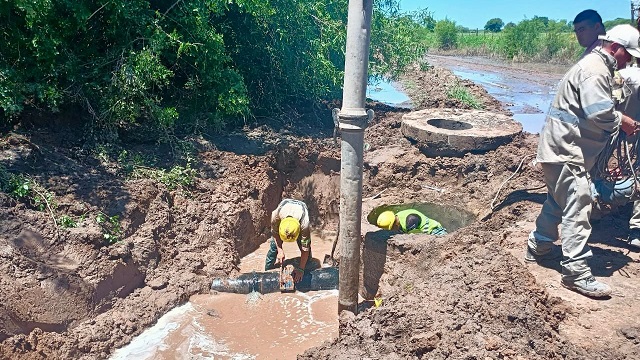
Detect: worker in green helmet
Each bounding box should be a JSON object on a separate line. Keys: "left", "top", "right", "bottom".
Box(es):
{"left": 375, "top": 209, "right": 447, "bottom": 235}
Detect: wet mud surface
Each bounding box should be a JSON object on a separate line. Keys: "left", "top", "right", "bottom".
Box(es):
{"left": 1, "top": 57, "right": 640, "bottom": 360}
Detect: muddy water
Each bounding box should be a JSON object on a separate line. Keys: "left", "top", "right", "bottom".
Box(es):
{"left": 111, "top": 231, "right": 339, "bottom": 359}
{"left": 426, "top": 55, "right": 568, "bottom": 133}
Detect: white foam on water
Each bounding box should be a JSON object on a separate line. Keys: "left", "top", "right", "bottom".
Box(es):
{"left": 110, "top": 303, "right": 194, "bottom": 360}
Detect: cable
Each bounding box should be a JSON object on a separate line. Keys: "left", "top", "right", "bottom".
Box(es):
{"left": 490, "top": 153, "right": 537, "bottom": 210}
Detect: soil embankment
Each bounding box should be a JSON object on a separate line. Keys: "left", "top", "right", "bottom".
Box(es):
{"left": 1, "top": 60, "right": 639, "bottom": 359}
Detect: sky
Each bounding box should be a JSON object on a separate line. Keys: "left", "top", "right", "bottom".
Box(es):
{"left": 399, "top": 0, "right": 634, "bottom": 29}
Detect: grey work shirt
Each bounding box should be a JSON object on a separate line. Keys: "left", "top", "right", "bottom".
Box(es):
{"left": 617, "top": 67, "right": 640, "bottom": 119}
{"left": 537, "top": 48, "right": 622, "bottom": 171}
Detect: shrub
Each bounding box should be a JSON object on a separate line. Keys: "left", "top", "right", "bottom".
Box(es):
{"left": 434, "top": 19, "right": 458, "bottom": 50}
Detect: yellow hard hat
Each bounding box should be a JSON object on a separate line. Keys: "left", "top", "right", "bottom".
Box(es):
{"left": 279, "top": 217, "right": 300, "bottom": 242}
{"left": 377, "top": 211, "right": 396, "bottom": 230}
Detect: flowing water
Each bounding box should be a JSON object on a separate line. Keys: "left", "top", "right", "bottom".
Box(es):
{"left": 111, "top": 231, "right": 339, "bottom": 360}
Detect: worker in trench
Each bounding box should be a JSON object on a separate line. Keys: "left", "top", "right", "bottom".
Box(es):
{"left": 375, "top": 209, "right": 448, "bottom": 235}
{"left": 265, "top": 198, "right": 312, "bottom": 282}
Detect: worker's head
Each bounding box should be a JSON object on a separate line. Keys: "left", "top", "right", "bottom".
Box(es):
{"left": 600, "top": 24, "right": 640, "bottom": 69}
{"left": 573, "top": 9, "right": 605, "bottom": 48}
{"left": 405, "top": 214, "right": 422, "bottom": 232}
{"left": 376, "top": 211, "right": 397, "bottom": 230}
{"left": 279, "top": 217, "right": 300, "bottom": 242}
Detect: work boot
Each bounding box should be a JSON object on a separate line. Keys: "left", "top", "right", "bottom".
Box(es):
{"left": 561, "top": 276, "right": 612, "bottom": 298}
{"left": 524, "top": 233, "right": 558, "bottom": 262}
{"left": 628, "top": 229, "right": 640, "bottom": 250}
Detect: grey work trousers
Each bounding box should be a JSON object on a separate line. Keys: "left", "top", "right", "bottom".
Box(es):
{"left": 630, "top": 201, "right": 640, "bottom": 230}
{"left": 529, "top": 163, "right": 593, "bottom": 281}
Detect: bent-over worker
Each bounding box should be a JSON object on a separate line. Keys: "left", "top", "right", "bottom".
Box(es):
{"left": 265, "top": 198, "right": 311, "bottom": 282}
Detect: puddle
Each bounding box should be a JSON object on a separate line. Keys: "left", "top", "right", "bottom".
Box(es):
{"left": 426, "top": 55, "right": 568, "bottom": 134}
{"left": 366, "top": 78, "right": 412, "bottom": 108}
{"left": 111, "top": 231, "right": 339, "bottom": 360}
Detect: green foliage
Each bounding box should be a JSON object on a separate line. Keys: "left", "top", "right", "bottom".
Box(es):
{"left": 0, "top": 171, "right": 57, "bottom": 212}
{"left": 1, "top": 0, "right": 426, "bottom": 134}
{"left": 500, "top": 18, "right": 544, "bottom": 58}
{"left": 59, "top": 215, "right": 77, "bottom": 228}
{"left": 96, "top": 212, "right": 122, "bottom": 244}
{"left": 371, "top": 5, "right": 429, "bottom": 80}
{"left": 603, "top": 18, "right": 634, "bottom": 29}
{"left": 447, "top": 83, "right": 482, "bottom": 109}
{"left": 484, "top": 18, "right": 504, "bottom": 33}
{"left": 434, "top": 19, "right": 458, "bottom": 50}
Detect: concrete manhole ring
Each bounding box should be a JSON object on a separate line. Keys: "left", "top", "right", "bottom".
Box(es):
{"left": 401, "top": 108, "right": 523, "bottom": 157}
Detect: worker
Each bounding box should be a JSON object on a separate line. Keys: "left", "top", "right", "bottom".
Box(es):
{"left": 571, "top": 10, "right": 640, "bottom": 250}
{"left": 526, "top": 24, "right": 640, "bottom": 298}
{"left": 607, "top": 66, "right": 640, "bottom": 250}
{"left": 376, "top": 209, "right": 447, "bottom": 235}
{"left": 264, "top": 198, "right": 311, "bottom": 283}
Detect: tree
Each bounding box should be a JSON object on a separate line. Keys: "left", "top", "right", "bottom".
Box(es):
{"left": 484, "top": 18, "right": 504, "bottom": 32}
{"left": 603, "top": 18, "right": 633, "bottom": 29}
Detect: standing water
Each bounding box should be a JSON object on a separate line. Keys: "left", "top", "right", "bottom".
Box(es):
{"left": 363, "top": 56, "right": 567, "bottom": 133}
{"left": 426, "top": 55, "right": 568, "bottom": 133}
{"left": 111, "top": 231, "right": 339, "bottom": 360}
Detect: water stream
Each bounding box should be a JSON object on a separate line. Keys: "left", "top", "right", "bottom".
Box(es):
{"left": 111, "top": 232, "right": 339, "bottom": 360}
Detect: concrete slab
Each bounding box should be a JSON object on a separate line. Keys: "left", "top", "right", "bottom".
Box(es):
{"left": 401, "top": 108, "right": 522, "bottom": 156}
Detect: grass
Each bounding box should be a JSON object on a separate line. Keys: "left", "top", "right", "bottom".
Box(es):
{"left": 447, "top": 83, "right": 483, "bottom": 109}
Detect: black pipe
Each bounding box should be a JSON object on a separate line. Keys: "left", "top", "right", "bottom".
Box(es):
{"left": 211, "top": 267, "right": 339, "bottom": 294}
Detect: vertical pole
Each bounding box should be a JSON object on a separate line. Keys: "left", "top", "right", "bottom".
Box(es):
{"left": 337, "top": 0, "right": 374, "bottom": 315}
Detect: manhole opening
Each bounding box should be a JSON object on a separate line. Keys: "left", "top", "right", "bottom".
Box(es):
{"left": 366, "top": 202, "right": 476, "bottom": 233}
{"left": 427, "top": 118, "right": 473, "bottom": 130}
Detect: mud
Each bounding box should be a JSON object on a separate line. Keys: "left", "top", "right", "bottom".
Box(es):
{"left": 1, "top": 57, "right": 640, "bottom": 360}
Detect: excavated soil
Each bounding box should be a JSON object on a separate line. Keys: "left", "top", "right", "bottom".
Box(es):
{"left": 1, "top": 60, "right": 640, "bottom": 360}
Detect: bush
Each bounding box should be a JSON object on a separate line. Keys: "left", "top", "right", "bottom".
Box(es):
{"left": 0, "top": 0, "right": 427, "bottom": 137}
{"left": 434, "top": 19, "right": 458, "bottom": 50}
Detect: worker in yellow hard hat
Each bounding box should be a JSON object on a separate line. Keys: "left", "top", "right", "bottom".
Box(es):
{"left": 376, "top": 209, "right": 447, "bottom": 235}
{"left": 265, "top": 198, "right": 312, "bottom": 282}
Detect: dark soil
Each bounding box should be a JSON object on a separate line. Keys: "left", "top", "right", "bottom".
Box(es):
{"left": 1, "top": 60, "right": 639, "bottom": 360}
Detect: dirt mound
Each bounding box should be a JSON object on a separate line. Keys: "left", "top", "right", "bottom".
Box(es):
{"left": 1, "top": 62, "right": 638, "bottom": 359}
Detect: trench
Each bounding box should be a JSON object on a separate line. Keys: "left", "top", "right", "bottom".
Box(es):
{"left": 110, "top": 230, "right": 339, "bottom": 360}
{"left": 109, "top": 57, "right": 535, "bottom": 359}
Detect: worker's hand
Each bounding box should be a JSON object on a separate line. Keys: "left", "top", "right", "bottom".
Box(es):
{"left": 292, "top": 267, "right": 304, "bottom": 283}
{"left": 277, "top": 250, "right": 285, "bottom": 266}
{"left": 620, "top": 115, "right": 639, "bottom": 135}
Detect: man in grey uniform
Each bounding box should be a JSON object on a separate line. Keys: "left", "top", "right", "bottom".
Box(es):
{"left": 526, "top": 25, "right": 640, "bottom": 298}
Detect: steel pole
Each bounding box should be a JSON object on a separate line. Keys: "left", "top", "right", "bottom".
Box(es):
{"left": 337, "top": 0, "right": 373, "bottom": 315}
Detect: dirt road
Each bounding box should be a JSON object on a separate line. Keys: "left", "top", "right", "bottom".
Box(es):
{"left": 1, "top": 58, "right": 639, "bottom": 359}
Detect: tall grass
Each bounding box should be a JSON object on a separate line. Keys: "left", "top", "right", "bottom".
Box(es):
{"left": 426, "top": 27, "right": 583, "bottom": 64}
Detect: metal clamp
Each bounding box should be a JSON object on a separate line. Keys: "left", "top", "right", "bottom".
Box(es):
{"left": 332, "top": 108, "right": 375, "bottom": 144}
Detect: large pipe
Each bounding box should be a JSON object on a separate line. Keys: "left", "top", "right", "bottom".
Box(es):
{"left": 337, "top": 0, "right": 374, "bottom": 315}
{"left": 211, "top": 267, "right": 339, "bottom": 294}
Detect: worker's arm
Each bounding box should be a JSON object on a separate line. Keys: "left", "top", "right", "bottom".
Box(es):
{"left": 271, "top": 211, "right": 286, "bottom": 265}
{"left": 293, "top": 226, "right": 312, "bottom": 282}
{"left": 620, "top": 114, "right": 639, "bottom": 135}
